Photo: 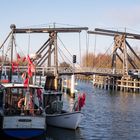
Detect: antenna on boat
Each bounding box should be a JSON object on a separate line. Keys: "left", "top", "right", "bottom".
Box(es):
{"left": 79, "top": 32, "right": 81, "bottom": 65}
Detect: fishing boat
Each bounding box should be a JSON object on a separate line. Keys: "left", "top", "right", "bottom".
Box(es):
{"left": 0, "top": 83, "right": 46, "bottom": 139}
{"left": 43, "top": 90, "right": 85, "bottom": 129}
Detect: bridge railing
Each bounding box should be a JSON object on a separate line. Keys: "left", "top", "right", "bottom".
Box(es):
{"left": 58, "top": 66, "right": 73, "bottom": 73}
{"left": 57, "top": 66, "right": 124, "bottom": 75}
{"left": 1, "top": 66, "right": 56, "bottom": 76}
{"left": 3, "top": 65, "right": 140, "bottom": 76}
{"left": 74, "top": 67, "right": 123, "bottom": 75}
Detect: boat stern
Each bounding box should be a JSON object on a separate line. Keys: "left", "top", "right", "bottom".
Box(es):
{"left": 3, "top": 116, "right": 46, "bottom": 139}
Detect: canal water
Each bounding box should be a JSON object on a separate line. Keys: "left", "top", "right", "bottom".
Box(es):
{"left": 46, "top": 80, "right": 140, "bottom": 140}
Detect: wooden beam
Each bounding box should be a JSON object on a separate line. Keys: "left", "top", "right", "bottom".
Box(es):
{"left": 94, "top": 28, "right": 140, "bottom": 40}
{"left": 119, "top": 47, "right": 138, "bottom": 69}
{"left": 88, "top": 31, "right": 115, "bottom": 37}
{"left": 36, "top": 38, "right": 50, "bottom": 54}
{"left": 12, "top": 27, "right": 88, "bottom": 34}
{"left": 38, "top": 47, "right": 55, "bottom": 66}
{"left": 126, "top": 40, "right": 140, "bottom": 61}
{"left": 0, "top": 31, "right": 12, "bottom": 49}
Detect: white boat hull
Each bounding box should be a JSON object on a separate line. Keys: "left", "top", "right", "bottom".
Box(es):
{"left": 3, "top": 116, "right": 46, "bottom": 139}
{"left": 46, "top": 111, "right": 83, "bottom": 129}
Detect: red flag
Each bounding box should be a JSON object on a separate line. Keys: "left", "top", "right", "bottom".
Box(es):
{"left": 17, "top": 53, "right": 21, "bottom": 60}
{"left": 76, "top": 93, "right": 86, "bottom": 111}
{"left": 28, "top": 65, "right": 32, "bottom": 77}
{"left": 12, "top": 63, "right": 14, "bottom": 72}
{"left": 27, "top": 55, "right": 33, "bottom": 65}
{"left": 24, "top": 78, "right": 29, "bottom": 87}
{"left": 31, "top": 64, "right": 35, "bottom": 72}
{"left": 82, "top": 93, "right": 86, "bottom": 106}
{"left": 12, "top": 62, "right": 19, "bottom": 72}
{"left": 22, "top": 56, "right": 26, "bottom": 62}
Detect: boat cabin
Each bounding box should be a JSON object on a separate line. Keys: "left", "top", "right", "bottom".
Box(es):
{"left": 0, "top": 83, "right": 43, "bottom": 116}
{"left": 43, "top": 91, "right": 63, "bottom": 114}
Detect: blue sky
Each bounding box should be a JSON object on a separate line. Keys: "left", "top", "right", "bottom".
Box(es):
{"left": 1, "top": 0, "right": 140, "bottom": 63}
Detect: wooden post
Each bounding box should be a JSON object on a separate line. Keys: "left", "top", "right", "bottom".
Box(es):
{"left": 93, "top": 74, "right": 95, "bottom": 85}
{"left": 70, "top": 74, "right": 75, "bottom": 98}
{"left": 54, "top": 77, "right": 58, "bottom": 91}
{"left": 133, "top": 79, "right": 136, "bottom": 92}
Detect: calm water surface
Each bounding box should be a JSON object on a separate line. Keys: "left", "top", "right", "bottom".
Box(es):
{"left": 46, "top": 81, "right": 140, "bottom": 140}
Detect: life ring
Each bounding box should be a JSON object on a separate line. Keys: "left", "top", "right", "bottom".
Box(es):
{"left": 18, "top": 98, "right": 25, "bottom": 108}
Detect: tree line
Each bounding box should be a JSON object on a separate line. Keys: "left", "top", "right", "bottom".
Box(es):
{"left": 81, "top": 50, "right": 140, "bottom": 69}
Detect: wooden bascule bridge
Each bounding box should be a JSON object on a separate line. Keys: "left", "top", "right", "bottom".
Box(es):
{"left": 0, "top": 24, "right": 140, "bottom": 97}
{"left": 88, "top": 28, "right": 140, "bottom": 92}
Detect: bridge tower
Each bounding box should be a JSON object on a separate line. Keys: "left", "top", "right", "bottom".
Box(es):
{"left": 112, "top": 34, "right": 128, "bottom": 76}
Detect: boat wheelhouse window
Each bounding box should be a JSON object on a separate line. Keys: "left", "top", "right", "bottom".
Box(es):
{"left": 43, "top": 93, "right": 62, "bottom": 107}
{"left": 4, "top": 88, "right": 26, "bottom": 110}
{"left": 4, "top": 87, "right": 43, "bottom": 115}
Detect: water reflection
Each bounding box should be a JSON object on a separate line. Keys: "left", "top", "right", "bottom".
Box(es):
{"left": 0, "top": 131, "right": 46, "bottom": 140}
{"left": 46, "top": 126, "right": 81, "bottom": 140}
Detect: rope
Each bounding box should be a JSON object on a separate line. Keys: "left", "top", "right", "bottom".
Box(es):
{"left": 57, "top": 35, "right": 82, "bottom": 69}
{"left": 57, "top": 46, "right": 73, "bottom": 65}
{"left": 27, "top": 29, "right": 31, "bottom": 55}
{"left": 94, "top": 34, "right": 96, "bottom": 57}
{"left": 79, "top": 32, "right": 81, "bottom": 65}
{"left": 57, "top": 35, "right": 73, "bottom": 57}
{"left": 13, "top": 35, "right": 26, "bottom": 59}
{"left": 86, "top": 32, "right": 89, "bottom": 66}
{"left": 13, "top": 35, "right": 18, "bottom": 60}
{"left": 93, "top": 34, "right": 97, "bottom": 68}
{"left": 19, "top": 22, "right": 80, "bottom": 29}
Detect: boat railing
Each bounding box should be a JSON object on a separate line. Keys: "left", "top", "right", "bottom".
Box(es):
{"left": 4, "top": 108, "right": 43, "bottom": 116}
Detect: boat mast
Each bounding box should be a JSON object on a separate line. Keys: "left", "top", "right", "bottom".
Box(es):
{"left": 9, "top": 24, "right": 16, "bottom": 82}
